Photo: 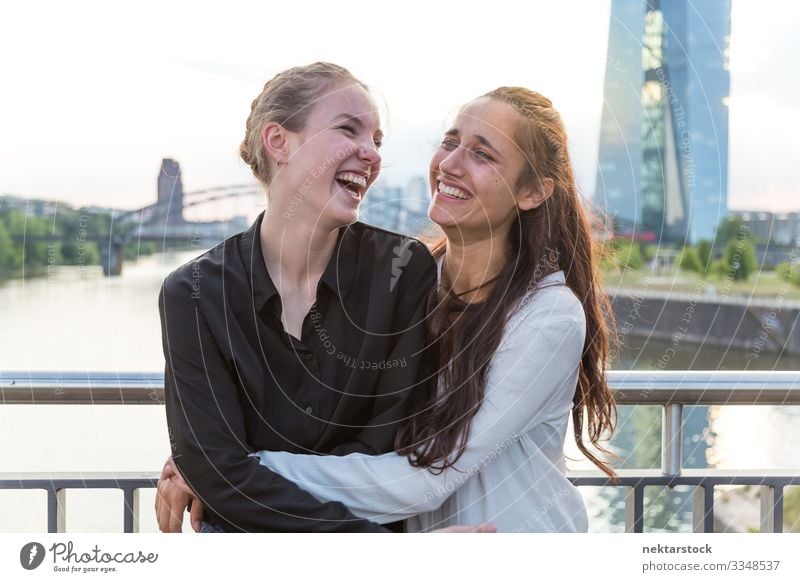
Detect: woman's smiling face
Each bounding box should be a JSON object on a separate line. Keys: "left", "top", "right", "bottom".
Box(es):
{"left": 428, "top": 97, "right": 536, "bottom": 239}
{"left": 275, "top": 82, "right": 383, "bottom": 228}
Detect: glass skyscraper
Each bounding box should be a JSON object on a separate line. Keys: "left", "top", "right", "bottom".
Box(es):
{"left": 595, "top": 0, "right": 731, "bottom": 243}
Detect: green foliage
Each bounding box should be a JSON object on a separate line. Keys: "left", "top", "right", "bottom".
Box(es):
{"left": 0, "top": 205, "right": 165, "bottom": 279}
{"left": 715, "top": 216, "right": 750, "bottom": 245}
{"left": 722, "top": 237, "right": 759, "bottom": 281}
{"left": 711, "top": 259, "right": 729, "bottom": 278}
{"left": 0, "top": 220, "right": 15, "bottom": 270}
{"left": 642, "top": 243, "right": 658, "bottom": 262}
{"left": 785, "top": 487, "right": 800, "bottom": 532}
{"left": 696, "top": 239, "right": 713, "bottom": 276}
{"left": 678, "top": 247, "right": 702, "bottom": 273}
{"left": 0, "top": 207, "right": 121, "bottom": 277}
{"left": 776, "top": 261, "right": 793, "bottom": 281}
{"left": 123, "top": 240, "right": 158, "bottom": 261}
{"left": 776, "top": 261, "right": 800, "bottom": 288}
{"left": 613, "top": 240, "right": 644, "bottom": 271}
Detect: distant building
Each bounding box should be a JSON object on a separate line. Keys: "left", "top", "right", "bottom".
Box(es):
{"left": 360, "top": 177, "right": 435, "bottom": 237}
{"left": 155, "top": 158, "right": 185, "bottom": 226}
{"left": 360, "top": 181, "right": 404, "bottom": 232}
{"left": 0, "top": 195, "right": 59, "bottom": 217}
{"left": 731, "top": 211, "right": 800, "bottom": 247}
{"left": 595, "top": 0, "right": 731, "bottom": 244}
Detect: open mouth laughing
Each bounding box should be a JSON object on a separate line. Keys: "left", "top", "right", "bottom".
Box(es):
{"left": 334, "top": 172, "right": 368, "bottom": 200}
{"left": 436, "top": 179, "right": 473, "bottom": 201}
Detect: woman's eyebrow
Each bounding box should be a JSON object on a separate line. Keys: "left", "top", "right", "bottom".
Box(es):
{"left": 474, "top": 134, "right": 503, "bottom": 158}
{"left": 444, "top": 128, "right": 503, "bottom": 158}
{"left": 332, "top": 113, "right": 364, "bottom": 126}
{"left": 333, "top": 113, "right": 383, "bottom": 144}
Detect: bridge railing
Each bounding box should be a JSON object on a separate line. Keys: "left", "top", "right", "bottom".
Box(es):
{"left": 1, "top": 370, "right": 799, "bottom": 533}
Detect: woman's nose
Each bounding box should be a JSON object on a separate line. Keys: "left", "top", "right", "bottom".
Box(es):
{"left": 357, "top": 142, "right": 381, "bottom": 166}
{"left": 438, "top": 147, "right": 464, "bottom": 177}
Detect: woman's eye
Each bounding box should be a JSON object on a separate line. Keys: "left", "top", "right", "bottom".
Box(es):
{"left": 339, "top": 125, "right": 356, "bottom": 135}
{"left": 473, "top": 149, "right": 493, "bottom": 161}
{"left": 441, "top": 139, "right": 458, "bottom": 150}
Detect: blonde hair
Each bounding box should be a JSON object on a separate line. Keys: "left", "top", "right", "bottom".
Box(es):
{"left": 239, "top": 62, "right": 368, "bottom": 187}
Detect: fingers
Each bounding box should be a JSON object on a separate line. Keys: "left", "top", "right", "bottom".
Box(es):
{"left": 170, "top": 471, "right": 196, "bottom": 498}
{"left": 155, "top": 479, "right": 171, "bottom": 532}
{"left": 190, "top": 497, "right": 205, "bottom": 533}
{"left": 155, "top": 476, "right": 189, "bottom": 533}
{"left": 161, "top": 455, "right": 177, "bottom": 480}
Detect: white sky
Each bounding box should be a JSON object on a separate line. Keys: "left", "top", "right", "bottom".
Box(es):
{"left": 1, "top": 0, "right": 798, "bottom": 217}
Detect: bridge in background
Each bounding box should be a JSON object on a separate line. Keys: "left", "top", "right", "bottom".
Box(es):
{"left": 6, "top": 159, "right": 261, "bottom": 275}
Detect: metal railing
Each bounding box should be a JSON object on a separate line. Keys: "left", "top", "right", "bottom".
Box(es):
{"left": 2, "top": 370, "right": 799, "bottom": 533}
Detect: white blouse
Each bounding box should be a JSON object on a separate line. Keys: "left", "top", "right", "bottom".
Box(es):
{"left": 251, "top": 266, "right": 588, "bottom": 533}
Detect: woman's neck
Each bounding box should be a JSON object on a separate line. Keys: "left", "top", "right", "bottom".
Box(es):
{"left": 442, "top": 234, "right": 510, "bottom": 302}
{"left": 260, "top": 208, "right": 340, "bottom": 293}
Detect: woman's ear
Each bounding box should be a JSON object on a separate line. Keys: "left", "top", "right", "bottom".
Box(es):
{"left": 262, "top": 122, "right": 289, "bottom": 165}
{"left": 517, "top": 177, "right": 555, "bottom": 211}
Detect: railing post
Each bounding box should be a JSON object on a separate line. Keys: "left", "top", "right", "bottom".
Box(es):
{"left": 760, "top": 485, "right": 784, "bottom": 533}
{"left": 122, "top": 488, "right": 136, "bottom": 533}
{"left": 692, "top": 485, "right": 714, "bottom": 533}
{"left": 52, "top": 488, "right": 67, "bottom": 533}
{"left": 662, "top": 403, "right": 683, "bottom": 476}
{"left": 625, "top": 486, "right": 645, "bottom": 533}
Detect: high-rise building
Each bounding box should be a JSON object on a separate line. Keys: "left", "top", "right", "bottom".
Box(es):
{"left": 156, "top": 158, "right": 185, "bottom": 226}
{"left": 595, "top": 0, "right": 731, "bottom": 243}
{"left": 360, "top": 181, "right": 404, "bottom": 232}
{"left": 360, "top": 178, "right": 435, "bottom": 237}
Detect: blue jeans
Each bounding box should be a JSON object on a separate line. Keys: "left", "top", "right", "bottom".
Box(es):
{"left": 199, "top": 521, "right": 226, "bottom": 533}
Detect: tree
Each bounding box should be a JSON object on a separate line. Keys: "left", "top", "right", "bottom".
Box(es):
{"left": 776, "top": 261, "right": 800, "bottom": 288}
{"left": 696, "top": 239, "right": 713, "bottom": 276}
{"left": 0, "top": 220, "right": 14, "bottom": 270}
{"left": 723, "top": 237, "right": 758, "bottom": 281}
{"left": 678, "top": 247, "right": 702, "bottom": 273}
{"left": 715, "top": 216, "right": 750, "bottom": 245}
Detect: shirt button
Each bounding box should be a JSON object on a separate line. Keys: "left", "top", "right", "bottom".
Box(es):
{"left": 305, "top": 406, "right": 313, "bottom": 414}
{"left": 304, "top": 353, "right": 314, "bottom": 361}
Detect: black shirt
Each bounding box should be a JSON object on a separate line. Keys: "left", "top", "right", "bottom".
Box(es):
{"left": 159, "top": 210, "right": 436, "bottom": 532}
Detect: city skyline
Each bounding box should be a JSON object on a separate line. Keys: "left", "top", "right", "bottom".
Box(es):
{"left": 1, "top": 0, "right": 799, "bottom": 216}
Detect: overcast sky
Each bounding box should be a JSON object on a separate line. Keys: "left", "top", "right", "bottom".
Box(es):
{"left": 1, "top": 0, "right": 798, "bottom": 219}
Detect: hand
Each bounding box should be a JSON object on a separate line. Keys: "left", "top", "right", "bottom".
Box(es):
{"left": 432, "top": 523, "right": 497, "bottom": 533}
{"left": 155, "top": 455, "right": 203, "bottom": 533}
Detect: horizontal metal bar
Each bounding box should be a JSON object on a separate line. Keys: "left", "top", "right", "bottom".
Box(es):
{"left": 0, "top": 473, "right": 159, "bottom": 489}
{"left": 2, "top": 370, "right": 800, "bottom": 405}
{"left": 2, "top": 470, "right": 798, "bottom": 491}
{"left": 567, "top": 469, "right": 800, "bottom": 488}
{"left": 0, "top": 372, "right": 164, "bottom": 404}
{"left": 607, "top": 371, "right": 800, "bottom": 405}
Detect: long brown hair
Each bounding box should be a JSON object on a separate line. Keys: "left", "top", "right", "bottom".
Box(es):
{"left": 395, "top": 87, "right": 617, "bottom": 479}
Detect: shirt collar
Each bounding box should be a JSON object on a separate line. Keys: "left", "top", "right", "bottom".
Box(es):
{"left": 238, "top": 211, "right": 359, "bottom": 311}
{"left": 435, "top": 253, "right": 565, "bottom": 287}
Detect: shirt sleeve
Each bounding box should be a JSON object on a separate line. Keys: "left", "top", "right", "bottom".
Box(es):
{"left": 250, "top": 288, "right": 586, "bottom": 524}
{"left": 159, "top": 274, "right": 388, "bottom": 532}
{"left": 327, "top": 241, "right": 437, "bottom": 456}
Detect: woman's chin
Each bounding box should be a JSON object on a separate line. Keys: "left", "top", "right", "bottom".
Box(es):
{"left": 326, "top": 201, "right": 360, "bottom": 226}
{"left": 428, "top": 207, "right": 460, "bottom": 230}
